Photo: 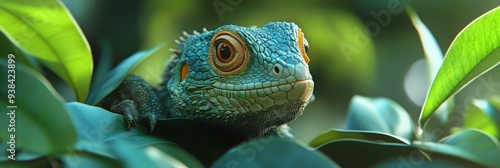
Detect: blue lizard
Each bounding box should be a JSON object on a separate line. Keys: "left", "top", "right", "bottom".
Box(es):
{"left": 105, "top": 22, "right": 314, "bottom": 138}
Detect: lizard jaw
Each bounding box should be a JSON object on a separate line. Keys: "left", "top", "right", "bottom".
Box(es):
{"left": 204, "top": 78, "right": 314, "bottom": 116}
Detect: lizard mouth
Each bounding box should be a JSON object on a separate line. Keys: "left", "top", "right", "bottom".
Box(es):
{"left": 209, "top": 79, "right": 314, "bottom": 113}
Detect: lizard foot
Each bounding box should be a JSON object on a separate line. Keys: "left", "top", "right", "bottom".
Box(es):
{"left": 111, "top": 99, "right": 139, "bottom": 129}
{"left": 107, "top": 75, "right": 163, "bottom": 132}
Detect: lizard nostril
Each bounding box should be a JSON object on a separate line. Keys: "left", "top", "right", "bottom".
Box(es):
{"left": 270, "top": 64, "right": 283, "bottom": 77}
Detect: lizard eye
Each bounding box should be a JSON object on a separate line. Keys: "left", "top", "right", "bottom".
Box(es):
{"left": 209, "top": 30, "right": 249, "bottom": 75}
{"left": 216, "top": 41, "right": 235, "bottom": 63}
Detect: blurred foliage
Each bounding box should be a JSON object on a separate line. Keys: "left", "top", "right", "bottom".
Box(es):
{"left": 2, "top": 0, "right": 500, "bottom": 167}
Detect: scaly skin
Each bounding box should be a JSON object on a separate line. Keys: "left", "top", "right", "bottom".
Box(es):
{"left": 105, "top": 22, "right": 314, "bottom": 138}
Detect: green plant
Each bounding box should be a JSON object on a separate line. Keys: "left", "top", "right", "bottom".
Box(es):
{"left": 1, "top": 1, "right": 500, "bottom": 167}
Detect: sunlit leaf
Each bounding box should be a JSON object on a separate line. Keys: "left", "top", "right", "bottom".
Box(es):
{"left": 420, "top": 6, "right": 500, "bottom": 128}
{"left": 309, "top": 129, "right": 409, "bottom": 148}
{"left": 0, "top": 0, "right": 93, "bottom": 102}
{"left": 413, "top": 129, "right": 500, "bottom": 168}
{"left": 212, "top": 137, "right": 339, "bottom": 167}
{"left": 346, "top": 95, "right": 415, "bottom": 141}
{"left": 85, "top": 45, "right": 165, "bottom": 105}
{"left": 0, "top": 60, "right": 77, "bottom": 154}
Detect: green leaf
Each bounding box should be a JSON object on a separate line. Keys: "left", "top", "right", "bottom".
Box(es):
{"left": 406, "top": 5, "right": 454, "bottom": 126}
{"left": 151, "top": 144, "right": 204, "bottom": 168}
{"left": 0, "top": 60, "right": 77, "bottom": 154}
{"left": 462, "top": 99, "right": 500, "bottom": 140}
{"left": 85, "top": 45, "right": 165, "bottom": 105}
{"left": 489, "top": 96, "right": 500, "bottom": 124}
{"left": 0, "top": 32, "right": 41, "bottom": 72}
{"left": 212, "top": 137, "right": 340, "bottom": 168}
{"left": 318, "top": 139, "right": 483, "bottom": 167}
{"left": 65, "top": 102, "right": 204, "bottom": 167}
{"left": 309, "top": 129, "right": 409, "bottom": 148}
{"left": 112, "top": 140, "right": 188, "bottom": 168}
{"left": 413, "top": 129, "right": 500, "bottom": 168}
{"left": 373, "top": 156, "right": 480, "bottom": 168}
{"left": 0, "top": 0, "right": 93, "bottom": 102}
{"left": 420, "top": 6, "right": 500, "bottom": 129}
{"left": 65, "top": 102, "right": 168, "bottom": 157}
{"left": 60, "top": 151, "right": 121, "bottom": 168}
{"left": 346, "top": 95, "right": 415, "bottom": 141}
{"left": 317, "top": 140, "right": 426, "bottom": 167}
{"left": 406, "top": 5, "right": 444, "bottom": 76}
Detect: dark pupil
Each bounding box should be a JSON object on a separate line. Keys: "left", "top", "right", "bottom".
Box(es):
{"left": 219, "top": 44, "right": 232, "bottom": 60}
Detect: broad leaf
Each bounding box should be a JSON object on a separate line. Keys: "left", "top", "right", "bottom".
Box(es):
{"left": 346, "top": 95, "right": 415, "bottom": 141}
{"left": 420, "top": 6, "right": 500, "bottom": 128}
{"left": 212, "top": 137, "right": 339, "bottom": 168}
{"left": 318, "top": 140, "right": 425, "bottom": 167}
{"left": 65, "top": 102, "right": 203, "bottom": 167}
{"left": 318, "top": 139, "right": 483, "bottom": 167}
{"left": 309, "top": 129, "right": 409, "bottom": 148}
{"left": 85, "top": 45, "right": 165, "bottom": 105}
{"left": 0, "top": 60, "right": 77, "bottom": 154}
{"left": 374, "top": 156, "right": 480, "bottom": 168}
{"left": 60, "top": 151, "right": 120, "bottom": 168}
{"left": 413, "top": 129, "right": 500, "bottom": 168}
{"left": 0, "top": 0, "right": 93, "bottom": 102}
{"left": 66, "top": 102, "right": 167, "bottom": 157}
{"left": 112, "top": 140, "right": 188, "bottom": 168}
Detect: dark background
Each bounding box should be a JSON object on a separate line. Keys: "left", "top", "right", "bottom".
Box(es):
{"left": 61, "top": 0, "right": 500, "bottom": 142}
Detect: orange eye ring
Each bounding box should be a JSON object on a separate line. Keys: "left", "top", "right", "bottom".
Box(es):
{"left": 297, "top": 29, "right": 310, "bottom": 64}
{"left": 208, "top": 30, "right": 249, "bottom": 75}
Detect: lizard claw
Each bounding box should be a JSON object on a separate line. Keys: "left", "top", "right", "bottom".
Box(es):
{"left": 108, "top": 75, "right": 163, "bottom": 132}
{"left": 147, "top": 113, "right": 158, "bottom": 133}
{"left": 111, "top": 99, "right": 139, "bottom": 130}
{"left": 149, "top": 122, "right": 155, "bottom": 133}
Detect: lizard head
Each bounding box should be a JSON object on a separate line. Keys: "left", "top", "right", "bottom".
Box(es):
{"left": 163, "top": 22, "right": 314, "bottom": 137}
